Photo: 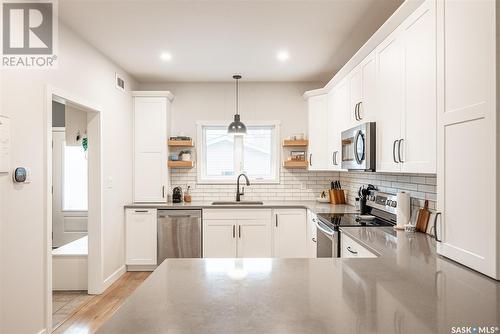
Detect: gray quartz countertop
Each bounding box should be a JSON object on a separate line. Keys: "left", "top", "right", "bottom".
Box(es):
{"left": 98, "top": 228, "right": 500, "bottom": 334}
{"left": 125, "top": 200, "right": 359, "bottom": 215}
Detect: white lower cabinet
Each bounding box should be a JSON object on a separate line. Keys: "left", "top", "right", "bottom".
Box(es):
{"left": 306, "top": 210, "right": 318, "bottom": 258}
{"left": 203, "top": 209, "right": 272, "bottom": 258}
{"left": 125, "top": 208, "right": 157, "bottom": 265}
{"left": 273, "top": 209, "right": 307, "bottom": 258}
{"left": 203, "top": 220, "right": 237, "bottom": 258}
{"left": 341, "top": 233, "right": 377, "bottom": 259}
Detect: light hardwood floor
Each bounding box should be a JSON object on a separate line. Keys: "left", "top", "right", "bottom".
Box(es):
{"left": 53, "top": 272, "right": 151, "bottom": 334}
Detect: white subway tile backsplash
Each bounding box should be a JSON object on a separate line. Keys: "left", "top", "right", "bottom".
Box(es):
{"left": 169, "top": 168, "right": 437, "bottom": 210}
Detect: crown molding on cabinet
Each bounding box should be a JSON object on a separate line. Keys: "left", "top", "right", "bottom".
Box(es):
{"left": 132, "top": 91, "right": 175, "bottom": 102}
{"left": 303, "top": 0, "right": 425, "bottom": 99}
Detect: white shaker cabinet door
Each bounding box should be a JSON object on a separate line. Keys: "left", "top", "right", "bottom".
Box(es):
{"left": 125, "top": 209, "right": 157, "bottom": 265}
{"left": 237, "top": 219, "right": 272, "bottom": 258}
{"left": 133, "top": 96, "right": 168, "bottom": 203}
{"left": 273, "top": 209, "right": 307, "bottom": 258}
{"left": 203, "top": 220, "right": 238, "bottom": 258}
{"left": 376, "top": 29, "right": 404, "bottom": 173}
{"left": 307, "top": 94, "right": 329, "bottom": 171}
{"left": 401, "top": 0, "right": 437, "bottom": 174}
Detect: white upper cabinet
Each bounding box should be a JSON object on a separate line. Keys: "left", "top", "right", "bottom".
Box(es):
{"left": 437, "top": 0, "right": 498, "bottom": 279}
{"left": 307, "top": 94, "right": 329, "bottom": 170}
{"left": 273, "top": 209, "right": 307, "bottom": 258}
{"left": 348, "top": 51, "right": 376, "bottom": 126}
{"left": 400, "top": 0, "right": 437, "bottom": 174}
{"left": 133, "top": 92, "right": 172, "bottom": 203}
{"left": 327, "top": 80, "right": 350, "bottom": 171}
{"left": 307, "top": 94, "right": 329, "bottom": 171}
{"left": 376, "top": 29, "right": 405, "bottom": 173}
{"left": 376, "top": 0, "right": 437, "bottom": 173}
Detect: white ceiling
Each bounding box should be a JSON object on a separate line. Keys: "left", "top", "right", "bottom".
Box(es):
{"left": 59, "top": 0, "right": 403, "bottom": 83}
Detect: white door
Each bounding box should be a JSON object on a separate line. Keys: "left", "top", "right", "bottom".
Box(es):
{"left": 237, "top": 220, "right": 272, "bottom": 258}
{"left": 273, "top": 210, "right": 307, "bottom": 258}
{"left": 327, "top": 80, "right": 349, "bottom": 171}
{"left": 134, "top": 97, "right": 168, "bottom": 203}
{"left": 307, "top": 94, "right": 329, "bottom": 170}
{"left": 437, "top": 0, "right": 498, "bottom": 279}
{"left": 349, "top": 66, "right": 362, "bottom": 126}
{"left": 125, "top": 208, "right": 157, "bottom": 265}
{"left": 306, "top": 211, "right": 317, "bottom": 258}
{"left": 376, "top": 29, "right": 405, "bottom": 172}
{"left": 203, "top": 220, "right": 237, "bottom": 258}
{"left": 359, "top": 53, "right": 377, "bottom": 123}
{"left": 401, "top": 0, "right": 437, "bottom": 173}
{"left": 52, "top": 130, "right": 88, "bottom": 248}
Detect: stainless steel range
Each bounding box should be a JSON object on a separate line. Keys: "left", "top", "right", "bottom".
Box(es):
{"left": 316, "top": 191, "right": 397, "bottom": 258}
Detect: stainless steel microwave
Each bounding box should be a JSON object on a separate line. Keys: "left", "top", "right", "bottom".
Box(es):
{"left": 341, "top": 122, "right": 376, "bottom": 171}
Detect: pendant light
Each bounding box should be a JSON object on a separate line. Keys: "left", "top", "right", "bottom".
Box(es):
{"left": 227, "top": 74, "right": 247, "bottom": 135}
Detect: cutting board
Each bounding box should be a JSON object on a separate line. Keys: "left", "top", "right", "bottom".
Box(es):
{"left": 416, "top": 200, "right": 431, "bottom": 233}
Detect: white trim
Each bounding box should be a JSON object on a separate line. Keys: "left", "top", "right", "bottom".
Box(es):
{"left": 102, "top": 265, "right": 126, "bottom": 291}
{"left": 36, "top": 329, "right": 47, "bottom": 334}
{"left": 132, "top": 90, "right": 174, "bottom": 101}
{"left": 196, "top": 121, "right": 281, "bottom": 184}
{"left": 44, "top": 85, "right": 104, "bottom": 333}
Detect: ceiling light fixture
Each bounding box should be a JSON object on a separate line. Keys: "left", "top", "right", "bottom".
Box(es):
{"left": 277, "top": 50, "right": 289, "bottom": 62}
{"left": 160, "top": 52, "right": 172, "bottom": 61}
{"left": 227, "top": 74, "right": 247, "bottom": 136}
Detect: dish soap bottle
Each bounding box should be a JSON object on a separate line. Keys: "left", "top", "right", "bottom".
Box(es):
{"left": 184, "top": 186, "right": 192, "bottom": 203}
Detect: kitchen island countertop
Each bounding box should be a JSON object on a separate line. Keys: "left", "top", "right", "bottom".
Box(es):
{"left": 98, "top": 225, "right": 500, "bottom": 334}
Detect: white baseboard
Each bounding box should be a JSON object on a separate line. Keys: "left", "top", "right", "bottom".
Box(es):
{"left": 102, "top": 265, "right": 126, "bottom": 291}
{"left": 37, "top": 329, "right": 47, "bottom": 334}
{"left": 126, "top": 264, "right": 157, "bottom": 272}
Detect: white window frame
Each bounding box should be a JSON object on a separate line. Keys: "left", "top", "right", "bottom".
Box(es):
{"left": 196, "top": 121, "right": 281, "bottom": 184}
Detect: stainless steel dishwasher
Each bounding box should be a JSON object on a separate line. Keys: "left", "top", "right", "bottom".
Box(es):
{"left": 157, "top": 209, "right": 202, "bottom": 264}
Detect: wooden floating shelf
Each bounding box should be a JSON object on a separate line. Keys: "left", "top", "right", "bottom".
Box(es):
{"left": 168, "top": 161, "right": 195, "bottom": 168}
{"left": 168, "top": 140, "right": 194, "bottom": 147}
{"left": 283, "top": 160, "right": 309, "bottom": 169}
{"left": 282, "top": 139, "right": 308, "bottom": 147}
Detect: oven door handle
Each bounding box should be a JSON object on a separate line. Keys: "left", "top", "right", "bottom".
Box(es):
{"left": 315, "top": 220, "right": 334, "bottom": 237}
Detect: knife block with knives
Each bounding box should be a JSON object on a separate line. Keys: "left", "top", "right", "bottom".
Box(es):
{"left": 329, "top": 181, "right": 346, "bottom": 205}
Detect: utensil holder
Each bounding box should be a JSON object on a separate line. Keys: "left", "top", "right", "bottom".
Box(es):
{"left": 329, "top": 189, "right": 346, "bottom": 205}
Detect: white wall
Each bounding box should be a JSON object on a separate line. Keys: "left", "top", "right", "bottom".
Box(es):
{"left": 139, "top": 82, "right": 322, "bottom": 140}
{"left": 0, "top": 24, "right": 137, "bottom": 333}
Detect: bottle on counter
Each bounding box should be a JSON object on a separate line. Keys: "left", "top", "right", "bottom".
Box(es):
{"left": 184, "top": 186, "right": 192, "bottom": 203}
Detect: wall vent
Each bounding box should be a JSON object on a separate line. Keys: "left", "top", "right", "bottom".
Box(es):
{"left": 115, "top": 73, "right": 125, "bottom": 92}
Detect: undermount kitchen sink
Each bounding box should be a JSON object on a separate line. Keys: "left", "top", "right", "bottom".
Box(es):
{"left": 211, "top": 201, "right": 264, "bottom": 205}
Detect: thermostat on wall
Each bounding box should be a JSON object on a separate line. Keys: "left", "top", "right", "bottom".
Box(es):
{"left": 13, "top": 167, "right": 31, "bottom": 183}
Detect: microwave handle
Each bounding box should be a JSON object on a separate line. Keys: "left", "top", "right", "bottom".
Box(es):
{"left": 354, "top": 130, "right": 363, "bottom": 164}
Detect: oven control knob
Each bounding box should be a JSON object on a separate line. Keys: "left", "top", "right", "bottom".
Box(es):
{"left": 386, "top": 200, "right": 392, "bottom": 206}
{"left": 391, "top": 201, "right": 397, "bottom": 208}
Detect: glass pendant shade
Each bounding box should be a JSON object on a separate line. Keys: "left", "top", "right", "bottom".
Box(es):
{"left": 228, "top": 114, "right": 247, "bottom": 135}
{"left": 228, "top": 74, "right": 246, "bottom": 135}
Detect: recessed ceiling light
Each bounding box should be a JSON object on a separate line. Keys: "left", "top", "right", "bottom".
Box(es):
{"left": 160, "top": 52, "right": 172, "bottom": 61}
{"left": 277, "top": 51, "right": 289, "bottom": 62}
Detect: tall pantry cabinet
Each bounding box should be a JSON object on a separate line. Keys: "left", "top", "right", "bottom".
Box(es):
{"left": 132, "top": 91, "right": 173, "bottom": 203}
{"left": 436, "top": 0, "right": 499, "bottom": 280}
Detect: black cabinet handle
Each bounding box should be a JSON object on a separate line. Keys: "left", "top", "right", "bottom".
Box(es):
{"left": 134, "top": 210, "right": 148, "bottom": 213}
{"left": 312, "top": 238, "right": 317, "bottom": 243}
{"left": 393, "top": 140, "right": 399, "bottom": 163}
{"left": 433, "top": 212, "right": 442, "bottom": 242}
{"left": 275, "top": 215, "right": 278, "bottom": 227}
{"left": 347, "top": 246, "right": 358, "bottom": 255}
{"left": 238, "top": 225, "right": 241, "bottom": 238}
{"left": 162, "top": 186, "right": 165, "bottom": 198}
{"left": 309, "top": 154, "right": 312, "bottom": 166}
{"left": 398, "top": 139, "right": 404, "bottom": 163}
{"left": 233, "top": 225, "right": 236, "bottom": 238}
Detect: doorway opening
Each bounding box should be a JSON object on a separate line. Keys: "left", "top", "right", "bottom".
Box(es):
{"left": 51, "top": 101, "right": 91, "bottom": 329}
{"left": 45, "top": 87, "right": 103, "bottom": 333}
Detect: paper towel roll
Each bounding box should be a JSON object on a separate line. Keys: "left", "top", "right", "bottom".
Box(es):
{"left": 396, "top": 191, "right": 411, "bottom": 229}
